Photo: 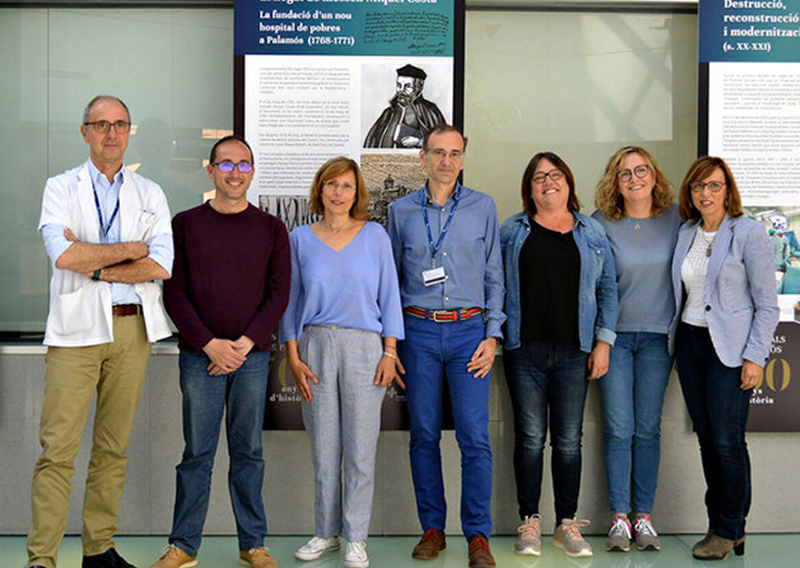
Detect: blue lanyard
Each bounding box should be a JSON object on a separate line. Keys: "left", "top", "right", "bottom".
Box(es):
{"left": 422, "top": 186, "right": 460, "bottom": 266}
{"left": 91, "top": 176, "right": 120, "bottom": 239}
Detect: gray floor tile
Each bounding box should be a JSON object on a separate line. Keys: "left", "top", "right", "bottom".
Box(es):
{"left": 2, "top": 534, "right": 798, "bottom": 568}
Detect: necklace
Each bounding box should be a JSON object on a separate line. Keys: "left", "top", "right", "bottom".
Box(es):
{"left": 700, "top": 228, "right": 716, "bottom": 257}
{"left": 627, "top": 215, "right": 649, "bottom": 231}
{"left": 323, "top": 218, "right": 350, "bottom": 233}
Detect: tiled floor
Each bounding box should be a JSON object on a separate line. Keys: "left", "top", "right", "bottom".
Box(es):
{"left": 1, "top": 534, "right": 797, "bottom": 568}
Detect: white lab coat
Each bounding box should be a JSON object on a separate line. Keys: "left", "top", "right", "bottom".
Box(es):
{"left": 38, "top": 161, "right": 172, "bottom": 346}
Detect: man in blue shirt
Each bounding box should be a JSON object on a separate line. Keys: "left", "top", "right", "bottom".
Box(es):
{"left": 387, "top": 124, "right": 505, "bottom": 568}
{"left": 31, "top": 95, "right": 174, "bottom": 568}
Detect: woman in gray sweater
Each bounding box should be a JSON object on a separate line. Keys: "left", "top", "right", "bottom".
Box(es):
{"left": 592, "top": 146, "right": 680, "bottom": 554}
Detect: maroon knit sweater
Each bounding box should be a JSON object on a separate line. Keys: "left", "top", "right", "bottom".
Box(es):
{"left": 164, "top": 202, "right": 291, "bottom": 353}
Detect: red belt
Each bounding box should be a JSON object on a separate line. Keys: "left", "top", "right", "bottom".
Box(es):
{"left": 404, "top": 306, "right": 484, "bottom": 322}
{"left": 112, "top": 304, "right": 142, "bottom": 317}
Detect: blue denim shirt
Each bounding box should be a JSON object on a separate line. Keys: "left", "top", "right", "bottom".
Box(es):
{"left": 500, "top": 211, "right": 618, "bottom": 352}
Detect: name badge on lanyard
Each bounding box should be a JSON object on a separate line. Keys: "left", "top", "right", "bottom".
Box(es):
{"left": 92, "top": 177, "right": 120, "bottom": 241}
{"left": 421, "top": 189, "right": 459, "bottom": 286}
{"left": 423, "top": 266, "right": 447, "bottom": 286}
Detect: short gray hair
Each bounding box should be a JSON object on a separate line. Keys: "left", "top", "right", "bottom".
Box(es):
{"left": 82, "top": 95, "right": 131, "bottom": 124}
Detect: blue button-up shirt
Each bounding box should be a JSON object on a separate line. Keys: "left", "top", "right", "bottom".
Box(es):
{"left": 387, "top": 182, "right": 506, "bottom": 339}
{"left": 500, "top": 211, "right": 618, "bottom": 352}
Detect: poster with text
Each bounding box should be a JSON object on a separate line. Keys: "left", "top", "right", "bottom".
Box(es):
{"left": 235, "top": 0, "right": 464, "bottom": 429}
{"left": 700, "top": 0, "right": 800, "bottom": 430}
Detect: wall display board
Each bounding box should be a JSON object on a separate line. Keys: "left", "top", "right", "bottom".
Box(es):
{"left": 234, "top": 0, "right": 464, "bottom": 429}
{"left": 699, "top": 0, "right": 800, "bottom": 430}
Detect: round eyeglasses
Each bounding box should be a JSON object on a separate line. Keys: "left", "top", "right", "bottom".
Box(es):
{"left": 617, "top": 164, "right": 650, "bottom": 183}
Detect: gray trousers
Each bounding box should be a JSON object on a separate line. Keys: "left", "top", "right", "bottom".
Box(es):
{"left": 299, "top": 325, "right": 386, "bottom": 542}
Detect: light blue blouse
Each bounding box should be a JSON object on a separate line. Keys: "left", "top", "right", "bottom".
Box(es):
{"left": 279, "top": 221, "right": 404, "bottom": 342}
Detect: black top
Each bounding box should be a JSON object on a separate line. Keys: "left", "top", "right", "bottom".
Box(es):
{"left": 519, "top": 218, "right": 581, "bottom": 346}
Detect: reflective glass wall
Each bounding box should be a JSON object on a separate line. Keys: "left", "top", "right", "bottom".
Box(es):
{"left": 0, "top": 8, "right": 233, "bottom": 332}
{"left": 0, "top": 7, "right": 697, "bottom": 332}
{"left": 464, "top": 10, "right": 698, "bottom": 221}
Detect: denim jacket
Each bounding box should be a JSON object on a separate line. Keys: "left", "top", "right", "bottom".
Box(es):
{"left": 500, "top": 211, "right": 618, "bottom": 353}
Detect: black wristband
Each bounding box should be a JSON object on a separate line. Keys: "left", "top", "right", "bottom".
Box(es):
{"left": 92, "top": 269, "right": 102, "bottom": 281}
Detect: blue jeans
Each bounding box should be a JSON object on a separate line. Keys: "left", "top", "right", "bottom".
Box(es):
{"left": 503, "top": 341, "right": 589, "bottom": 522}
{"left": 399, "top": 314, "right": 492, "bottom": 541}
{"left": 676, "top": 323, "right": 751, "bottom": 540}
{"left": 170, "top": 351, "right": 270, "bottom": 556}
{"left": 599, "top": 332, "right": 673, "bottom": 514}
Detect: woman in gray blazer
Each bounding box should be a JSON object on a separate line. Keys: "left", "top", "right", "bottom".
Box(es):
{"left": 669, "top": 156, "right": 779, "bottom": 560}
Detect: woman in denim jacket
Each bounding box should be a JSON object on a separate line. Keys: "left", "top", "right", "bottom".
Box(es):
{"left": 500, "top": 152, "right": 618, "bottom": 559}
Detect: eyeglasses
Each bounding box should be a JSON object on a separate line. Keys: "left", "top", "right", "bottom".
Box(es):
{"left": 617, "top": 164, "right": 650, "bottom": 183}
{"left": 83, "top": 120, "right": 131, "bottom": 134}
{"left": 690, "top": 181, "right": 726, "bottom": 193}
{"left": 323, "top": 180, "right": 356, "bottom": 192}
{"left": 532, "top": 169, "right": 564, "bottom": 185}
{"left": 211, "top": 161, "right": 253, "bottom": 174}
{"left": 426, "top": 149, "right": 464, "bottom": 161}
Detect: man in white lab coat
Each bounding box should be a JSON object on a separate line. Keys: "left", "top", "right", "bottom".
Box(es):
{"left": 29, "top": 95, "right": 173, "bottom": 568}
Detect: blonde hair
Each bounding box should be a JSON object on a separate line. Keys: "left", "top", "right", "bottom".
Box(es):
{"left": 594, "top": 146, "right": 674, "bottom": 220}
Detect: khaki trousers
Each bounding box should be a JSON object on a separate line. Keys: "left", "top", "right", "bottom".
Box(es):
{"left": 27, "top": 314, "right": 151, "bottom": 568}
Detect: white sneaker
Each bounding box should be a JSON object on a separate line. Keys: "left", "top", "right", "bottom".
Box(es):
{"left": 344, "top": 541, "right": 369, "bottom": 568}
{"left": 294, "top": 536, "right": 341, "bottom": 561}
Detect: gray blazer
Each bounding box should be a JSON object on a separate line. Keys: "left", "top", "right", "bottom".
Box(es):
{"left": 668, "top": 214, "right": 779, "bottom": 368}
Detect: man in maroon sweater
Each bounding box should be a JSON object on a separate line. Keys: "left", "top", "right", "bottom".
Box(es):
{"left": 151, "top": 135, "right": 291, "bottom": 568}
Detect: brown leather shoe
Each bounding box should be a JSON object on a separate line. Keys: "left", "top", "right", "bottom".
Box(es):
{"left": 150, "top": 545, "right": 197, "bottom": 568}
{"left": 239, "top": 547, "right": 278, "bottom": 568}
{"left": 468, "top": 534, "right": 496, "bottom": 568}
{"left": 412, "top": 529, "right": 446, "bottom": 560}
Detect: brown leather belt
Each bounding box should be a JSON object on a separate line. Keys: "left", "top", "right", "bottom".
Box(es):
{"left": 404, "top": 306, "right": 484, "bottom": 322}
{"left": 112, "top": 304, "right": 142, "bottom": 317}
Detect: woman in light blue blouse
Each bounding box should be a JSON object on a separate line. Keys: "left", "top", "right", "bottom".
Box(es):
{"left": 592, "top": 146, "right": 680, "bottom": 553}
{"left": 280, "top": 157, "right": 404, "bottom": 568}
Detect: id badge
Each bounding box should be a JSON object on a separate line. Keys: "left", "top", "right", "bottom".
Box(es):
{"left": 422, "top": 266, "right": 447, "bottom": 286}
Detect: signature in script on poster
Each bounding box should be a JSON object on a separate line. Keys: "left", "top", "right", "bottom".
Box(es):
{"left": 363, "top": 12, "right": 449, "bottom": 47}
{"left": 409, "top": 42, "right": 447, "bottom": 54}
